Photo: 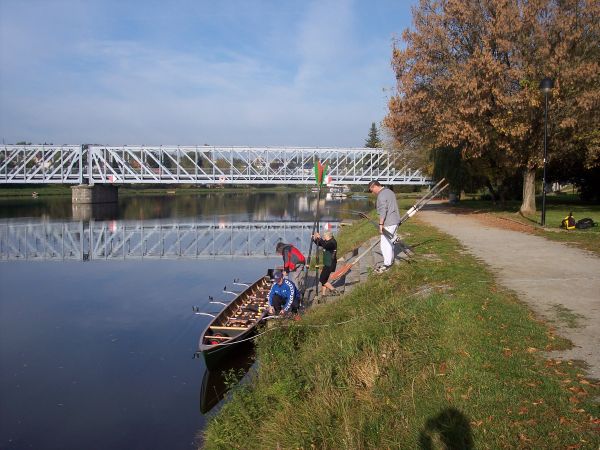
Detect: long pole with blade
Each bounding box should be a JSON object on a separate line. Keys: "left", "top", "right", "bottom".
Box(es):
{"left": 302, "top": 159, "right": 328, "bottom": 298}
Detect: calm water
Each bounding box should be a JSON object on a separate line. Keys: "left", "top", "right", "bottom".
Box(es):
{"left": 0, "top": 191, "right": 370, "bottom": 450}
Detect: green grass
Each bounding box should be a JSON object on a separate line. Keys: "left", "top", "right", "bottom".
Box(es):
{"left": 201, "top": 219, "right": 599, "bottom": 449}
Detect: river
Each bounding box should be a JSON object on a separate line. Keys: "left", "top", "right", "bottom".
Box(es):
{"left": 0, "top": 190, "right": 370, "bottom": 450}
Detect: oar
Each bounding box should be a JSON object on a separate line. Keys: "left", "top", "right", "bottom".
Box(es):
{"left": 222, "top": 286, "right": 241, "bottom": 296}
{"left": 354, "top": 211, "right": 396, "bottom": 240}
{"left": 329, "top": 239, "right": 378, "bottom": 282}
{"left": 232, "top": 278, "right": 250, "bottom": 288}
{"left": 302, "top": 158, "right": 328, "bottom": 298}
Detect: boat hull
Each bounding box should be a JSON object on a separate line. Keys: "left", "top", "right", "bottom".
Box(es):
{"left": 198, "top": 271, "right": 272, "bottom": 370}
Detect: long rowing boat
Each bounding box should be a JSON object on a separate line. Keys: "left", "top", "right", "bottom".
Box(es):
{"left": 197, "top": 270, "right": 272, "bottom": 369}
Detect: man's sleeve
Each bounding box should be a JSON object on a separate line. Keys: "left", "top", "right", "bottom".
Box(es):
{"left": 283, "top": 280, "right": 295, "bottom": 312}
{"left": 376, "top": 194, "right": 387, "bottom": 220}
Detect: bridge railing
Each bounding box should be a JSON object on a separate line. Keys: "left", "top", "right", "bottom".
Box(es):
{"left": 0, "top": 145, "right": 83, "bottom": 184}
{"left": 1, "top": 145, "right": 431, "bottom": 185}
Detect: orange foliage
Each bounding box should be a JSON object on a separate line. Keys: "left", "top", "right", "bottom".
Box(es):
{"left": 385, "top": 0, "right": 600, "bottom": 170}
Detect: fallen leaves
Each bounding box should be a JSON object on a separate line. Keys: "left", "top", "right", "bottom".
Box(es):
{"left": 460, "top": 386, "right": 473, "bottom": 400}
{"left": 518, "top": 433, "right": 531, "bottom": 443}
{"left": 458, "top": 349, "right": 471, "bottom": 358}
{"left": 437, "top": 361, "right": 447, "bottom": 375}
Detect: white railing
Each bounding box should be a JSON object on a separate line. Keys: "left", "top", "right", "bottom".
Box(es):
{"left": 0, "top": 145, "right": 431, "bottom": 185}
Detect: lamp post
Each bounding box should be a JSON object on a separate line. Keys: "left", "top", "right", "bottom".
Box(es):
{"left": 539, "top": 77, "right": 554, "bottom": 227}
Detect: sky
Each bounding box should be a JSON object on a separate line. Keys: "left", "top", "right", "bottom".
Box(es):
{"left": 0, "top": 0, "right": 415, "bottom": 147}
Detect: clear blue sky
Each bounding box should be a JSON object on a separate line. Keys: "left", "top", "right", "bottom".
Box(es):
{"left": 0, "top": 0, "right": 415, "bottom": 147}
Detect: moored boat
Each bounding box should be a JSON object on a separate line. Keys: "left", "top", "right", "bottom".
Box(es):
{"left": 197, "top": 270, "right": 273, "bottom": 369}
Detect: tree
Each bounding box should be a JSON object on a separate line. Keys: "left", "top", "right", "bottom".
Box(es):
{"left": 384, "top": 0, "right": 600, "bottom": 213}
{"left": 365, "top": 122, "right": 382, "bottom": 148}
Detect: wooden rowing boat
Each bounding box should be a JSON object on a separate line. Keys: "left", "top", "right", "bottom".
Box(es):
{"left": 197, "top": 270, "right": 272, "bottom": 370}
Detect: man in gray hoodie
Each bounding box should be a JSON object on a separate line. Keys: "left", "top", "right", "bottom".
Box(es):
{"left": 368, "top": 180, "right": 401, "bottom": 273}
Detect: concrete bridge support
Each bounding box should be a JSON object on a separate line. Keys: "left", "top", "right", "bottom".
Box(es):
{"left": 71, "top": 184, "right": 119, "bottom": 204}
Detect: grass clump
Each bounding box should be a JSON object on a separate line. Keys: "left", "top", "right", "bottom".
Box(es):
{"left": 201, "top": 220, "right": 600, "bottom": 449}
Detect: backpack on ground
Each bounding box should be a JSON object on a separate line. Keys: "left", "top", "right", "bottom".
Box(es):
{"left": 575, "top": 217, "right": 596, "bottom": 230}
{"left": 561, "top": 213, "right": 576, "bottom": 230}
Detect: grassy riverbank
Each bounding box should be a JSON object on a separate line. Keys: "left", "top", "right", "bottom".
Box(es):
{"left": 201, "top": 216, "right": 599, "bottom": 449}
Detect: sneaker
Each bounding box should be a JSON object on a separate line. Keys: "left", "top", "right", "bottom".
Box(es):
{"left": 374, "top": 265, "right": 391, "bottom": 274}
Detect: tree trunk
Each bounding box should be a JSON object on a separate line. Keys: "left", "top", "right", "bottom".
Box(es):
{"left": 520, "top": 168, "right": 536, "bottom": 215}
{"left": 485, "top": 179, "right": 498, "bottom": 203}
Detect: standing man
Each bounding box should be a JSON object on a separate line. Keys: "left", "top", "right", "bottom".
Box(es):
{"left": 275, "top": 242, "right": 306, "bottom": 293}
{"left": 368, "top": 180, "right": 401, "bottom": 273}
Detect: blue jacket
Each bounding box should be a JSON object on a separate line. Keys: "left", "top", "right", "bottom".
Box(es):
{"left": 268, "top": 279, "right": 300, "bottom": 312}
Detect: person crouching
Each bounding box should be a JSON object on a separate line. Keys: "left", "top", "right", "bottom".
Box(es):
{"left": 268, "top": 270, "right": 301, "bottom": 316}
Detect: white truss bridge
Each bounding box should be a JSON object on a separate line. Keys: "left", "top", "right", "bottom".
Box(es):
{"left": 0, "top": 219, "right": 337, "bottom": 261}
{"left": 0, "top": 145, "right": 430, "bottom": 185}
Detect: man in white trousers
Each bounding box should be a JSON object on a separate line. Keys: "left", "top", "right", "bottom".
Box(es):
{"left": 368, "top": 180, "right": 401, "bottom": 273}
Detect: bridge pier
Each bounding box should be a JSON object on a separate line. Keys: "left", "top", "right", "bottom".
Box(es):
{"left": 72, "top": 203, "right": 119, "bottom": 221}
{"left": 71, "top": 184, "right": 119, "bottom": 204}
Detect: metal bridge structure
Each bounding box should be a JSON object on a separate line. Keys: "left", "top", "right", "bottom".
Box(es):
{"left": 0, "top": 219, "right": 337, "bottom": 261}
{"left": 0, "top": 145, "right": 430, "bottom": 185}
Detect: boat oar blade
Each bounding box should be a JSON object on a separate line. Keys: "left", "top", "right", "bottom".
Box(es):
{"left": 330, "top": 263, "right": 353, "bottom": 282}
{"left": 194, "top": 312, "right": 217, "bottom": 317}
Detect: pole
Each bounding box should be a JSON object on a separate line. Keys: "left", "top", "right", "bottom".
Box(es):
{"left": 303, "top": 183, "right": 322, "bottom": 296}
{"left": 541, "top": 91, "right": 549, "bottom": 227}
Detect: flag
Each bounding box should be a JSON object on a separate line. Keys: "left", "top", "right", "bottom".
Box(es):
{"left": 313, "top": 160, "right": 328, "bottom": 186}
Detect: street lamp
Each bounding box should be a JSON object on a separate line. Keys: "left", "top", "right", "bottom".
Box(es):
{"left": 539, "top": 77, "right": 554, "bottom": 226}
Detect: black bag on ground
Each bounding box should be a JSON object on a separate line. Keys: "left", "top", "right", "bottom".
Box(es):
{"left": 575, "top": 218, "right": 596, "bottom": 229}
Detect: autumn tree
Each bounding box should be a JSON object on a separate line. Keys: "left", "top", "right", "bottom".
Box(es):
{"left": 384, "top": 0, "right": 600, "bottom": 212}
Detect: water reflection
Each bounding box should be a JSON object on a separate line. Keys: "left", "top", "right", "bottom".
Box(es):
{"left": 199, "top": 340, "right": 256, "bottom": 415}
{"left": 1, "top": 219, "right": 338, "bottom": 261}
{"left": 0, "top": 192, "right": 371, "bottom": 450}
{"left": 0, "top": 191, "right": 364, "bottom": 222}
{"left": 0, "top": 258, "right": 275, "bottom": 450}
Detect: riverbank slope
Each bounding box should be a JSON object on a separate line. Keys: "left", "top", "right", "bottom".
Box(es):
{"left": 200, "top": 213, "right": 599, "bottom": 449}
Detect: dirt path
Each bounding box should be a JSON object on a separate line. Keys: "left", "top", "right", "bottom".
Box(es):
{"left": 418, "top": 205, "right": 600, "bottom": 380}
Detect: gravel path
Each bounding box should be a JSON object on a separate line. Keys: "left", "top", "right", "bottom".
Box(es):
{"left": 418, "top": 205, "right": 600, "bottom": 380}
